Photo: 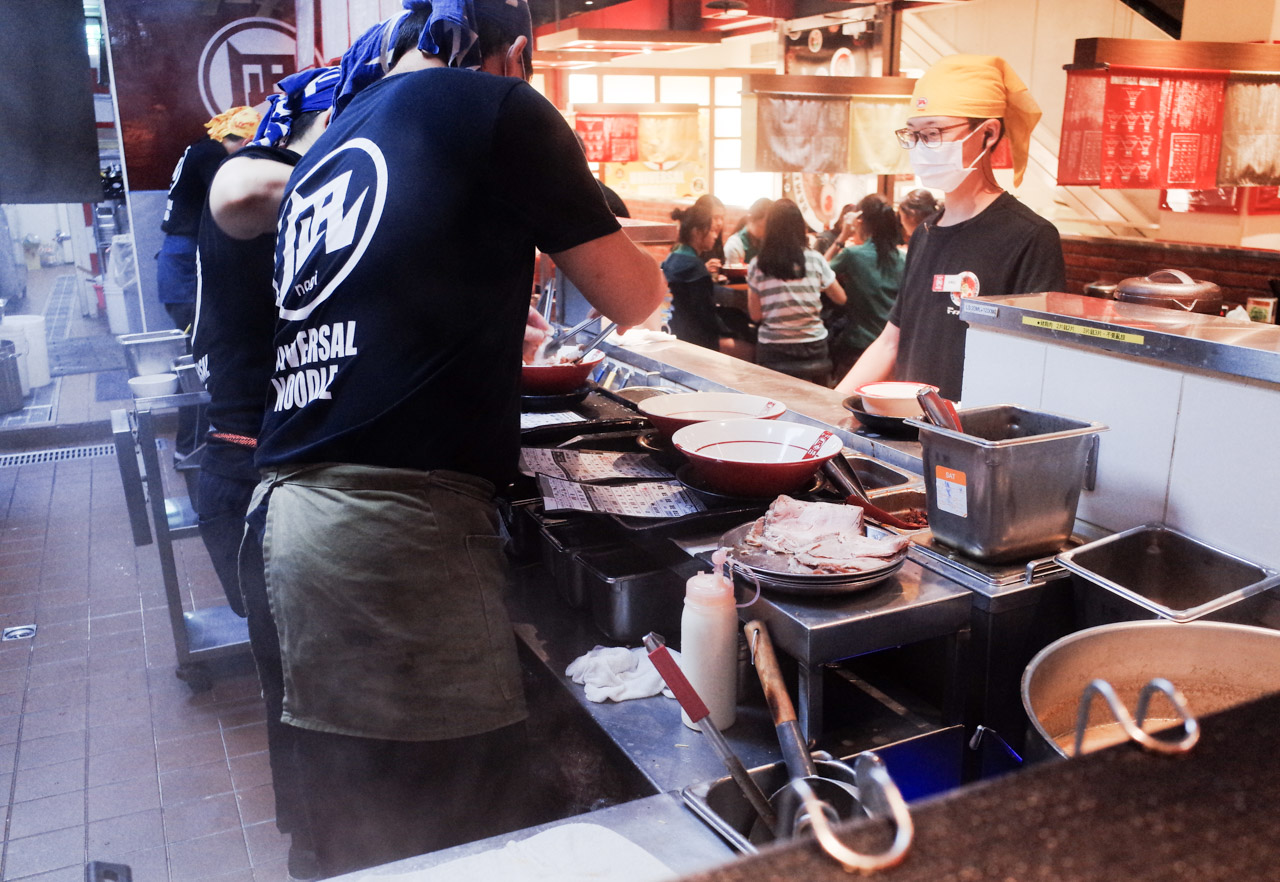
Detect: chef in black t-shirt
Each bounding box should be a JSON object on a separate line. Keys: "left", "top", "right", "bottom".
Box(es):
{"left": 191, "top": 65, "right": 339, "bottom": 882}
{"left": 248, "top": 3, "right": 666, "bottom": 875}
{"left": 835, "top": 55, "right": 1064, "bottom": 401}
{"left": 158, "top": 106, "right": 259, "bottom": 332}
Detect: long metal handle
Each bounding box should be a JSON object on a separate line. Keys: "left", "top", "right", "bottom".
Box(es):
{"left": 1072, "top": 677, "right": 1200, "bottom": 757}
{"left": 744, "top": 620, "right": 817, "bottom": 780}
{"left": 643, "top": 633, "right": 779, "bottom": 834}
{"left": 793, "top": 753, "right": 913, "bottom": 873}
{"left": 567, "top": 322, "right": 618, "bottom": 364}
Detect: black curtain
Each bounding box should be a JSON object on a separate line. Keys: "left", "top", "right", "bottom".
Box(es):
{"left": 0, "top": 0, "right": 102, "bottom": 203}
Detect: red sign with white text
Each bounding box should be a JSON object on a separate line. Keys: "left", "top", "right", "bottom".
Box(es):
{"left": 1058, "top": 67, "right": 1226, "bottom": 190}
{"left": 575, "top": 115, "right": 640, "bottom": 163}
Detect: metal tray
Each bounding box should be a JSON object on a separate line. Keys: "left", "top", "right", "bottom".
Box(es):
{"left": 720, "top": 522, "right": 908, "bottom": 596}
{"left": 1057, "top": 523, "right": 1280, "bottom": 623}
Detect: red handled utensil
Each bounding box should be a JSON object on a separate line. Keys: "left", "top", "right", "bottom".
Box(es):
{"left": 643, "top": 632, "right": 778, "bottom": 835}
{"left": 821, "top": 458, "right": 918, "bottom": 531}
{"left": 917, "top": 387, "right": 963, "bottom": 433}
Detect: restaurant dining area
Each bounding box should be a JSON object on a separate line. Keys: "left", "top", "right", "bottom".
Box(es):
{"left": 2, "top": 0, "right": 1280, "bottom": 880}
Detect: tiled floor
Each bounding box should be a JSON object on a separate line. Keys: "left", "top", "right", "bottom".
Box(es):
{"left": 0, "top": 444, "right": 293, "bottom": 880}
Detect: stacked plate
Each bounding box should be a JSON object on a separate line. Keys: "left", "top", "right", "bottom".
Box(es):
{"left": 719, "top": 522, "right": 907, "bottom": 596}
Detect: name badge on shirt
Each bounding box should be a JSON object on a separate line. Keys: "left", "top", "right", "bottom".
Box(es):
{"left": 933, "top": 271, "right": 980, "bottom": 307}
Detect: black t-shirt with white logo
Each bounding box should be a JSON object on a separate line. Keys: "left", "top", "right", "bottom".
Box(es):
{"left": 256, "top": 68, "right": 620, "bottom": 485}
{"left": 161, "top": 137, "right": 226, "bottom": 237}
{"left": 193, "top": 145, "right": 299, "bottom": 442}
{"left": 888, "top": 192, "right": 1065, "bottom": 400}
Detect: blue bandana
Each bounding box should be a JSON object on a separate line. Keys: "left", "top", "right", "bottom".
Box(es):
{"left": 252, "top": 66, "right": 341, "bottom": 147}
{"left": 332, "top": 0, "right": 532, "bottom": 118}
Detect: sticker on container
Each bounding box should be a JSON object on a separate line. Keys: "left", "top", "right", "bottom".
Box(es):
{"left": 934, "top": 465, "right": 968, "bottom": 518}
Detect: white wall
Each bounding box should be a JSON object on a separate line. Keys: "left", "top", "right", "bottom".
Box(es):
{"left": 962, "top": 326, "right": 1280, "bottom": 570}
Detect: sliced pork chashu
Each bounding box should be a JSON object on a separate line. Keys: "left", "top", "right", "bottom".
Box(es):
{"left": 741, "top": 495, "right": 908, "bottom": 576}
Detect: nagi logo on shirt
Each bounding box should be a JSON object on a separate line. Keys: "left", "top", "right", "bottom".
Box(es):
{"left": 276, "top": 138, "right": 388, "bottom": 322}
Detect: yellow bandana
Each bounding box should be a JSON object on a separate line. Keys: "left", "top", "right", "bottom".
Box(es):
{"left": 909, "top": 55, "right": 1040, "bottom": 188}
{"left": 205, "top": 106, "right": 262, "bottom": 142}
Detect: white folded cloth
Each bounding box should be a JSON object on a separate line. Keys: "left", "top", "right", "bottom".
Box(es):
{"left": 565, "top": 645, "right": 678, "bottom": 703}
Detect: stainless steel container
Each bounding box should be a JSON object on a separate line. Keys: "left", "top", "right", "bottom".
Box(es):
{"left": 579, "top": 545, "right": 685, "bottom": 643}
{"left": 906, "top": 405, "right": 1107, "bottom": 563}
{"left": 538, "top": 519, "right": 618, "bottom": 609}
{"left": 1021, "top": 620, "right": 1280, "bottom": 758}
{"left": 117, "top": 329, "right": 188, "bottom": 377}
{"left": 1058, "top": 524, "right": 1280, "bottom": 625}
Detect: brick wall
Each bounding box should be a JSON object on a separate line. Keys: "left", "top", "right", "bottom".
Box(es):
{"left": 1062, "top": 235, "right": 1280, "bottom": 308}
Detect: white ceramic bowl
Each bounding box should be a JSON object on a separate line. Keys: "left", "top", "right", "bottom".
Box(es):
{"left": 854, "top": 381, "right": 939, "bottom": 419}
{"left": 672, "top": 418, "right": 844, "bottom": 497}
{"left": 128, "top": 373, "right": 179, "bottom": 398}
{"left": 638, "top": 392, "right": 786, "bottom": 441}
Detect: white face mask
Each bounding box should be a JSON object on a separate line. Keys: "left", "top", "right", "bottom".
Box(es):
{"left": 909, "top": 125, "right": 989, "bottom": 192}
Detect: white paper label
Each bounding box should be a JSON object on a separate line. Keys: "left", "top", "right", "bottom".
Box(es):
{"left": 934, "top": 465, "right": 968, "bottom": 518}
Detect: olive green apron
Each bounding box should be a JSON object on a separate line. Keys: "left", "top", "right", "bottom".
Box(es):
{"left": 250, "top": 463, "right": 527, "bottom": 741}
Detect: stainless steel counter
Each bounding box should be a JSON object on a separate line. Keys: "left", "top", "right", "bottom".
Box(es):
{"left": 960, "top": 291, "right": 1280, "bottom": 385}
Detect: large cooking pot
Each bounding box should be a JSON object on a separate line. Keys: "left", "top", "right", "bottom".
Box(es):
{"left": 1115, "top": 269, "right": 1222, "bottom": 314}
{"left": 1021, "top": 620, "right": 1280, "bottom": 759}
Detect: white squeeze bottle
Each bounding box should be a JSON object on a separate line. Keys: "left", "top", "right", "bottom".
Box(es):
{"left": 680, "top": 549, "right": 738, "bottom": 731}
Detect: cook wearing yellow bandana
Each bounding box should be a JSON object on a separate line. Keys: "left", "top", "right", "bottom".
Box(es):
{"left": 834, "top": 54, "right": 1065, "bottom": 401}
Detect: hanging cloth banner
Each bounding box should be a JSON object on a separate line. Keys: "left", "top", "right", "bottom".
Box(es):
{"left": 575, "top": 115, "right": 640, "bottom": 163}
{"left": 1057, "top": 66, "right": 1227, "bottom": 190}
{"left": 847, "top": 98, "right": 913, "bottom": 176}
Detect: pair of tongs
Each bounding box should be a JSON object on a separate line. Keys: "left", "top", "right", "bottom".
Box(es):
{"left": 534, "top": 314, "right": 599, "bottom": 362}
{"left": 916, "top": 387, "right": 963, "bottom": 432}
{"left": 822, "top": 456, "right": 917, "bottom": 531}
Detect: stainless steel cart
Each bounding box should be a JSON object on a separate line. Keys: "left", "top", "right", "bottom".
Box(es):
{"left": 111, "top": 392, "right": 249, "bottom": 691}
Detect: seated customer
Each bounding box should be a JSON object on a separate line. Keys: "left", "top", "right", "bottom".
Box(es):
{"left": 724, "top": 197, "right": 771, "bottom": 265}
{"left": 824, "top": 194, "right": 906, "bottom": 378}
{"left": 661, "top": 202, "right": 722, "bottom": 350}
{"left": 746, "top": 198, "right": 846, "bottom": 384}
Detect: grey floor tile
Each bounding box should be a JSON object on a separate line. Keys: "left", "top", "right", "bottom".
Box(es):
{"left": 162, "top": 792, "right": 242, "bottom": 844}
{"left": 87, "top": 807, "right": 166, "bottom": 856}
{"left": 86, "top": 775, "right": 161, "bottom": 823}
{"left": 19, "top": 704, "right": 86, "bottom": 740}
{"left": 3, "top": 824, "right": 85, "bottom": 879}
{"left": 7, "top": 790, "right": 85, "bottom": 840}
{"left": 16, "top": 729, "right": 86, "bottom": 771}
{"left": 12, "top": 756, "right": 86, "bottom": 803}
{"left": 166, "top": 828, "right": 251, "bottom": 881}
{"left": 87, "top": 744, "right": 157, "bottom": 789}
{"left": 159, "top": 759, "right": 235, "bottom": 805}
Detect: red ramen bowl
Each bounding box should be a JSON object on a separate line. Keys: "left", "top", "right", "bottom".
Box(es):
{"left": 522, "top": 350, "right": 607, "bottom": 395}
{"left": 638, "top": 392, "right": 786, "bottom": 441}
{"left": 672, "top": 419, "right": 844, "bottom": 497}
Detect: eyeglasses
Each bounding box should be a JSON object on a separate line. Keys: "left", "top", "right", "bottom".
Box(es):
{"left": 894, "top": 122, "right": 973, "bottom": 149}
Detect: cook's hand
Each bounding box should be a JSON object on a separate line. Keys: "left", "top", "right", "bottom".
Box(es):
{"left": 523, "top": 306, "right": 553, "bottom": 363}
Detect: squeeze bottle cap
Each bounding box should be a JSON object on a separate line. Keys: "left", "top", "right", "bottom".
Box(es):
{"left": 685, "top": 549, "right": 735, "bottom": 606}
